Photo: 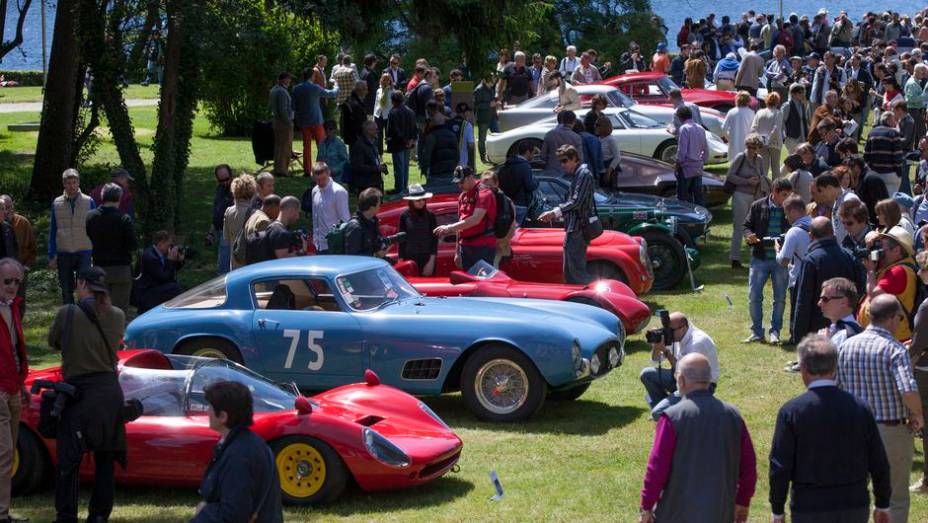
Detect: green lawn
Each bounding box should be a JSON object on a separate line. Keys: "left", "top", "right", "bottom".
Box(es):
{"left": 0, "top": 84, "right": 161, "bottom": 105}
{"left": 1, "top": 108, "right": 927, "bottom": 522}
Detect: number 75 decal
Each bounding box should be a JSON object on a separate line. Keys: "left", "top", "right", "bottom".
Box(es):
{"left": 283, "top": 329, "right": 324, "bottom": 370}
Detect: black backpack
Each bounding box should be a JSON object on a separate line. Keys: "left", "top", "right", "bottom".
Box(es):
{"left": 489, "top": 187, "right": 515, "bottom": 239}
{"left": 325, "top": 219, "right": 356, "bottom": 254}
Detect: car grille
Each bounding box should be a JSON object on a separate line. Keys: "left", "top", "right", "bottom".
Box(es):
{"left": 419, "top": 451, "right": 461, "bottom": 479}
{"left": 402, "top": 359, "right": 443, "bottom": 380}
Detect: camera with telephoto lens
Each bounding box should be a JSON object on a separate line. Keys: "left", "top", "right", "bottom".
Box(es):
{"left": 645, "top": 309, "right": 673, "bottom": 345}
{"left": 380, "top": 232, "right": 407, "bottom": 251}
{"left": 761, "top": 235, "right": 785, "bottom": 248}
{"left": 851, "top": 246, "right": 870, "bottom": 260}
{"left": 170, "top": 244, "right": 197, "bottom": 260}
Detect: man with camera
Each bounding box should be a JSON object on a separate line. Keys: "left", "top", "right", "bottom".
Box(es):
{"left": 775, "top": 195, "right": 811, "bottom": 344}
{"left": 743, "top": 178, "right": 793, "bottom": 344}
{"left": 858, "top": 226, "right": 919, "bottom": 341}
{"left": 265, "top": 196, "right": 305, "bottom": 260}
{"left": 345, "top": 188, "right": 388, "bottom": 257}
{"left": 132, "top": 230, "right": 184, "bottom": 314}
{"left": 792, "top": 217, "right": 865, "bottom": 343}
{"left": 640, "top": 311, "right": 719, "bottom": 420}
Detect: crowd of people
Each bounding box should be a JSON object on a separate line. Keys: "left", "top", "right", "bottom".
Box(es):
{"left": 10, "top": 4, "right": 928, "bottom": 523}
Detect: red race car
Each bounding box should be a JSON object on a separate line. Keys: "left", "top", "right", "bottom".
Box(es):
{"left": 378, "top": 196, "right": 654, "bottom": 295}
{"left": 14, "top": 350, "right": 462, "bottom": 506}
{"left": 406, "top": 262, "right": 651, "bottom": 334}
{"left": 599, "top": 71, "right": 751, "bottom": 113}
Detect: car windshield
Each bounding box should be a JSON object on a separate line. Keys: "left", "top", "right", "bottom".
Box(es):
{"left": 164, "top": 276, "right": 227, "bottom": 309}
{"left": 618, "top": 110, "right": 663, "bottom": 129}
{"left": 467, "top": 260, "right": 499, "bottom": 279}
{"left": 656, "top": 76, "right": 679, "bottom": 93}
{"left": 593, "top": 191, "right": 609, "bottom": 204}
{"left": 335, "top": 267, "right": 420, "bottom": 311}
{"left": 606, "top": 90, "right": 635, "bottom": 108}
{"left": 119, "top": 355, "right": 299, "bottom": 416}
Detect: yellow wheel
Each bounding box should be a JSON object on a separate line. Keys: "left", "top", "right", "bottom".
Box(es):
{"left": 276, "top": 442, "right": 325, "bottom": 498}
{"left": 271, "top": 436, "right": 347, "bottom": 505}
{"left": 12, "top": 428, "right": 48, "bottom": 495}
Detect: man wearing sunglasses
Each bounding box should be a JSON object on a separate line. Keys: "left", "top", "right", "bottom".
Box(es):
{"left": 817, "top": 277, "right": 864, "bottom": 347}
{"left": 0, "top": 258, "right": 27, "bottom": 523}
{"left": 206, "top": 164, "right": 234, "bottom": 275}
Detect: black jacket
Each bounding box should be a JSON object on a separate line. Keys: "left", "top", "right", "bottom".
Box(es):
{"left": 742, "top": 196, "right": 789, "bottom": 260}
{"left": 211, "top": 185, "right": 233, "bottom": 233}
{"left": 135, "top": 245, "right": 180, "bottom": 292}
{"left": 86, "top": 206, "right": 138, "bottom": 267}
{"left": 190, "top": 426, "right": 283, "bottom": 523}
{"left": 344, "top": 211, "right": 384, "bottom": 256}
{"left": 498, "top": 155, "right": 538, "bottom": 207}
{"left": 386, "top": 104, "right": 417, "bottom": 153}
{"left": 382, "top": 66, "right": 407, "bottom": 89}
{"left": 360, "top": 66, "right": 379, "bottom": 114}
{"left": 769, "top": 385, "right": 890, "bottom": 515}
{"left": 398, "top": 209, "right": 438, "bottom": 260}
{"left": 858, "top": 172, "right": 891, "bottom": 226}
{"left": 0, "top": 222, "right": 18, "bottom": 262}
{"left": 349, "top": 136, "right": 383, "bottom": 193}
{"left": 421, "top": 124, "right": 459, "bottom": 179}
{"left": 792, "top": 237, "right": 866, "bottom": 340}
{"left": 341, "top": 92, "right": 369, "bottom": 147}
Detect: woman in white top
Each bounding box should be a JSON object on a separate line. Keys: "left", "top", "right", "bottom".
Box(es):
{"left": 721, "top": 91, "right": 755, "bottom": 161}
{"left": 750, "top": 91, "right": 785, "bottom": 180}
{"left": 595, "top": 116, "right": 622, "bottom": 188}
{"left": 551, "top": 72, "right": 581, "bottom": 112}
{"left": 373, "top": 73, "right": 395, "bottom": 152}
{"left": 538, "top": 55, "right": 558, "bottom": 96}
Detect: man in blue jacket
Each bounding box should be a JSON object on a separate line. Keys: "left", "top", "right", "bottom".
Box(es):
{"left": 292, "top": 68, "right": 338, "bottom": 176}
{"left": 498, "top": 140, "right": 539, "bottom": 225}
{"left": 191, "top": 381, "right": 282, "bottom": 523}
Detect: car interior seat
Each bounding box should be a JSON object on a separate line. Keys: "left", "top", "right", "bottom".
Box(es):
{"left": 266, "top": 284, "right": 296, "bottom": 310}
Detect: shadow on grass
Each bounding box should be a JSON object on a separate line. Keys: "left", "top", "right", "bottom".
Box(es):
{"left": 303, "top": 475, "right": 475, "bottom": 518}
{"left": 424, "top": 395, "right": 644, "bottom": 435}
{"left": 624, "top": 339, "right": 650, "bottom": 355}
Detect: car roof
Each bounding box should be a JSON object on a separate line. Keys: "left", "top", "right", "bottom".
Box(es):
{"left": 226, "top": 256, "right": 387, "bottom": 284}
{"left": 574, "top": 84, "right": 618, "bottom": 94}
{"left": 608, "top": 72, "right": 665, "bottom": 82}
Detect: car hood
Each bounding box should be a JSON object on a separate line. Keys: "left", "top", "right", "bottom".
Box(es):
{"left": 602, "top": 192, "right": 712, "bottom": 224}
{"left": 513, "top": 227, "right": 636, "bottom": 247}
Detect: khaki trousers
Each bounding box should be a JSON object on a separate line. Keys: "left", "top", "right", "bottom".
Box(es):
{"left": 878, "top": 423, "right": 913, "bottom": 523}
{"left": 100, "top": 265, "right": 132, "bottom": 316}
{"left": 273, "top": 119, "right": 293, "bottom": 176}
{"left": 0, "top": 390, "right": 22, "bottom": 517}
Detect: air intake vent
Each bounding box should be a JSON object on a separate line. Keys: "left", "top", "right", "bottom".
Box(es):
{"left": 402, "top": 358, "right": 442, "bottom": 380}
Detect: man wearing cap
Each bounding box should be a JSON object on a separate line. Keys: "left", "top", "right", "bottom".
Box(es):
{"left": 651, "top": 44, "right": 670, "bottom": 74}
{"left": 0, "top": 258, "right": 27, "bottom": 523}
{"left": 310, "top": 161, "right": 350, "bottom": 254}
{"left": 90, "top": 168, "right": 135, "bottom": 219}
{"left": 435, "top": 166, "right": 497, "bottom": 271}
{"left": 859, "top": 226, "right": 919, "bottom": 342}
{"left": 48, "top": 266, "right": 126, "bottom": 523}
{"left": 49, "top": 168, "right": 96, "bottom": 305}
{"left": 537, "top": 145, "right": 596, "bottom": 284}
{"left": 268, "top": 71, "right": 294, "bottom": 177}
{"left": 838, "top": 294, "right": 923, "bottom": 523}
{"left": 85, "top": 183, "right": 138, "bottom": 315}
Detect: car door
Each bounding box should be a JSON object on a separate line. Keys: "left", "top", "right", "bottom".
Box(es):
{"left": 609, "top": 114, "right": 643, "bottom": 153}
{"left": 249, "top": 277, "right": 366, "bottom": 391}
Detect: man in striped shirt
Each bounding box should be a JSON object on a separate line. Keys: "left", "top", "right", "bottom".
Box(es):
{"left": 864, "top": 112, "right": 906, "bottom": 195}
{"left": 838, "top": 294, "right": 924, "bottom": 523}
{"left": 538, "top": 145, "right": 595, "bottom": 284}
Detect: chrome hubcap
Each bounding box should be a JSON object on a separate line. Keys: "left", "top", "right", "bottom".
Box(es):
{"left": 475, "top": 359, "right": 529, "bottom": 415}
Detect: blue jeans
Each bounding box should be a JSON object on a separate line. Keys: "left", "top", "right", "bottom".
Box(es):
{"left": 460, "top": 245, "right": 496, "bottom": 272}
{"left": 56, "top": 251, "right": 92, "bottom": 304}
{"left": 676, "top": 173, "right": 704, "bottom": 206}
{"left": 748, "top": 257, "right": 788, "bottom": 337}
{"left": 217, "top": 236, "right": 231, "bottom": 275}
{"left": 392, "top": 149, "right": 410, "bottom": 193}
{"left": 900, "top": 162, "right": 912, "bottom": 196}
{"left": 640, "top": 366, "right": 675, "bottom": 409}
{"left": 514, "top": 205, "right": 528, "bottom": 226}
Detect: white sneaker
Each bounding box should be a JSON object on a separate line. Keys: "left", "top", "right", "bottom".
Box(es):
{"left": 769, "top": 332, "right": 781, "bottom": 344}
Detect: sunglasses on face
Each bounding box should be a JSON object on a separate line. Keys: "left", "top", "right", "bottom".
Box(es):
{"left": 3, "top": 278, "right": 21, "bottom": 286}
{"left": 818, "top": 295, "right": 843, "bottom": 303}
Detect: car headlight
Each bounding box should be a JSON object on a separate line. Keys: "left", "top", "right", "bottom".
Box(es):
{"left": 608, "top": 347, "right": 621, "bottom": 368}
{"left": 419, "top": 401, "right": 451, "bottom": 431}
{"left": 571, "top": 341, "right": 582, "bottom": 372}
{"left": 363, "top": 427, "right": 410, "bottom": 468}
{"left": 591, "top": 353, "right": 601, "bottom": 375}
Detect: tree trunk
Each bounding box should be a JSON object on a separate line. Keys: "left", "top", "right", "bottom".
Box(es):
{"left": 126, "top": 0, "right": 161, "bottom": 79}
{"left": 29, "top": 0, "right": 80, "bottom": 202}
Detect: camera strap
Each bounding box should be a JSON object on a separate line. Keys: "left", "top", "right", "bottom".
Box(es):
{"left": 75, "top": 300, "right": 113, "bottom": 357}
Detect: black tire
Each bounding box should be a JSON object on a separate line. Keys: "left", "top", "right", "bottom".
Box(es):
{"left": 640, "top": 231, "right": 687, "bottom": 290}
{"left": 654, "top": 141, "right": 678, "bottom": 164}
{"left": 12, "top": 427, "right": 48, "bottom": 495}
{"left": 175, "top": 337, "right": 243, "bottom": 364}
{"left": 461, "top": 344, "right": 547, "bottom": 422}
{"left": 588, "top": 261, "right": 628, "bottom": 284}
{"left": 507, "top": 138, "right": 544, "bottom": 163}
{"left": 547, "top": 382, "right": 591, "bottom": 401}
{"left": 271, "top": 435, "right": 348, "bottom": 506}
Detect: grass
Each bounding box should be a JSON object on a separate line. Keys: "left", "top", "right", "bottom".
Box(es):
{"left": 1, "top": 106, "right": 927, "bottom": 522}
{"left": 0, "top": 84, "right": 161, "bottom": 105}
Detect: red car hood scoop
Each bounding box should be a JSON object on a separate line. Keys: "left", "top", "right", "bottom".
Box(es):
{"left": 355, "top": 415, "right": 385, "bottom": 427}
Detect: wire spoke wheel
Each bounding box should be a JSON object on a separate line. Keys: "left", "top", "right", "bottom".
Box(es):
{"left": 475, "top": 359, "right": 530, "bottom": 415}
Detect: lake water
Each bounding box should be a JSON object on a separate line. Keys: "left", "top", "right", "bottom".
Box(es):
{"left": 1, "top": 0, "right": 925, "bottom": 71}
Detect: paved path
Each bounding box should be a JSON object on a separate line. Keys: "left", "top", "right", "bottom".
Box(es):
{"left": 0, "top": 98, "right": 158, "bottom": 114}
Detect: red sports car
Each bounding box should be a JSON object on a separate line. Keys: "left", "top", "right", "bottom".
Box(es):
{"left": 378, "top": 196, "right": 654, "bottom": 295}
{"left": 14, "top": 350, "right": 462, "bottom": 506}
{"left": 599, "top": 71, "right": 749, "bottom": 113}
{"left": 405, "top": 262, "right": 651, "bottom": 334}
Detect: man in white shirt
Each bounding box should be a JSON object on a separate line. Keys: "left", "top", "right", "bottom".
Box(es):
{"left": 639, "top": 311, "right": 720, "bottom": 420}
{"left": 776, "top": 195, "right": 811, "bottom": 344}
{"left": 558, "top": 45, "right": 579, "bottom": 76}
{"left": 310, "top": 162, "right": 350, "bottom": 253}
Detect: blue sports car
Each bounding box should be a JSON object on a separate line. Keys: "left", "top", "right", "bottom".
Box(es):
{"left": 123, "top": 256, "right": 625, "bottom": 421}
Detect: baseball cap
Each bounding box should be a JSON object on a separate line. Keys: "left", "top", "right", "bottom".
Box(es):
{"left": 111, "top": 167, "right": 134, "bottom": 182}
{"left": 657, "top": 43, "right": 667, "bottom": 52}
{"left": 451, "top": 165, "right": 475, "bottom": 183}
{"left": 78, "top": 266, "right": 108, "bottom": 293}
{"left": 893, "top": 191, "right": 914, "bottom": 209}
